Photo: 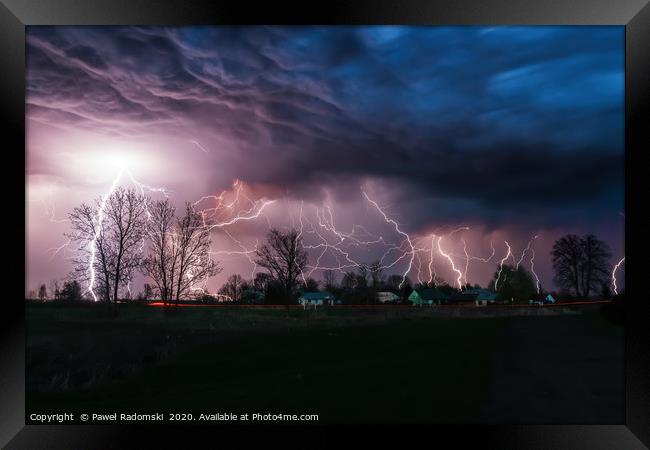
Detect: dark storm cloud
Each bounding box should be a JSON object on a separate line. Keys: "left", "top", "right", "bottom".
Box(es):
{"left": 26, "top": 26, "right": 624, "bottom": 221}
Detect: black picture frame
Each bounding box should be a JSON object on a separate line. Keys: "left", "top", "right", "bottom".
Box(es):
{"left": 3, "top": 0, "right": 648, "bottom": 448}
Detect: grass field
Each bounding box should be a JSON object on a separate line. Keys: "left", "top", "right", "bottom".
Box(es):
{"left": 26, "top": 304, "right": 624, "bottom": 424}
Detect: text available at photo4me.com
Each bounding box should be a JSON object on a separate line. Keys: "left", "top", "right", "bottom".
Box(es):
{"left": 28, "top": 412, "right": 320, "bottom": 423}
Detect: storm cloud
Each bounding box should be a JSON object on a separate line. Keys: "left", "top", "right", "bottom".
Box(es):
{"left": 27, "top": 26, "right": 624, "bottom": 214}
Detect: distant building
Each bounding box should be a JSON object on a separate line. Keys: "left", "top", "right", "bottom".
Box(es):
{"left": 408, "top": 288, "right": 450, "bottom": 306}
{"left": 474, "top": 290, "right": 498, "bottom": 306}
{"left": 452, "top": 288, "right": 498, "bottom": 306}
{"left": 529, "top": 293, "right": 556, "bottom": 305}
{"left": 298, "top": 291, "right": 337, "bottom": 307}
{"left": 376, "top": 291, "right": 400, "bottom": 304}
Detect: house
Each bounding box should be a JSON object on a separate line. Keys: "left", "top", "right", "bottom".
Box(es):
{"left": 471, "top": 289, "right": 498, "bottom": 306}
{"left": 376, "top": 291, "right": 400, "bottom": 304}
{"left": 408, "top": 288, "right": 450, "bottom": 306}
{"left": 451, "top": 290, "right": 479, "bottom": 304}
{"left": 475, "top": 292, "right": 498, "bottom": 306}
{"left": 448, "top": 288, "right": 498, "bottom": 306}
{"left": 528, "top": 293, "right": 556, "bottom": 305}
{"left": 298, "top": 291, "right": 337, "bottom": 307}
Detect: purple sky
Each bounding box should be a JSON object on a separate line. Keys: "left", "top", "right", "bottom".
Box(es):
{"left": 25, "top": 26, "right": 625, "bottom": 296}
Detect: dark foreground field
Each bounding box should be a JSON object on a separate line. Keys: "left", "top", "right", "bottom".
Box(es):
{"left": 26, "top": 304, "right": 624, "bottom": 424}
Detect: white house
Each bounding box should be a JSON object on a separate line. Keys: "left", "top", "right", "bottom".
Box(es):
{"left": 298, "top": 291, "right": 337, "bottom": 308}
{"left": 376, "top": 291, "right": 400, "bottom": 304}
{"left": 473, "top": 289, "right": 498, "bottom": 306}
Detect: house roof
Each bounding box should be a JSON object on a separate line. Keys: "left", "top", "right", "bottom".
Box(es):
{"left": 411, "top": 288, "right": 450, "bottom": 300}
{"left": 300, "top": 291, "right": 334, "bottom": 300}
{"left": 453, "top": 292, "right": 479, "bottom": 301}
{"left": 464, "top": 288, "right": 492, "bottom": 295}
{"left": 477, "top": 291, "right": 497, "bottom": 301}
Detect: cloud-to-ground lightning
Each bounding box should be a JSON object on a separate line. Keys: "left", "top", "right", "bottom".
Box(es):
{"left": 530, "top": 248, "right": 541, "bottom": 293}
{"left": 362, "top": 191, "right": 415, "bottom": 288}
{"left": 611, "top": 257, "right": 625, "bottom": 295}
{"left": 437, "top": 235, "right": 464, "bottom": 289}
{"left": 494, "top": 241, "right": 512, "bottom": 291}
{"left": 53, "top": 158, "right": 606, "bottom": 301}
{"left": 516, "top": 235, "right": 539, "bottom": 269}
{"left": 86, "top": 167, "right": 125, "bottom": 301}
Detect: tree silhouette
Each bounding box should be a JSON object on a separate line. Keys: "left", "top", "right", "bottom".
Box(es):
{"left": 551, "top": 234, "right": 582, "bottom": 297}
{"left": 38, "top": 284, "right": 47, "bottom": 301}
{"left": 142, "top": 199, "right": 176, "bottom": 305}
{"left": 143, "top": 283, "right": 154, "bottom": 301}
{"left": 368, "top": 260, "right": 384, "bottom": 287}
{"left": 253, "top": 272, "right": 272, "bottom": 293}
{"left": 490, "top": 264, "right": 536, "bottom": 303}
{"left": 219, "top": 274, "right": 246, "bottom": 302}
{"left": 67, "top": 187, "right": 149, "bottom": 303}
{"left": 49, "top": 280, "right": 60, "bottom": 301}
{"left": 323, "top": 270, "right": 337, "bottom": 291}
{"left": 304, "top": 277, "right": 320, "bottom": 292}
{"left": 341, "top": 271, "right": 356, "bottom": 290}
{"left": 254, "top": 228, "right": 308, "bottom": 310}
{"left": 60, "top": 280, "right": 82, "bottom": 302}
{"left": 385, "top": 274, "right": 403, "bottom": 291}
{"left": 144, "top": 201, "right": 221, "bottom": 305}
{"left": 579, "top": 235, "right": 612, "bottom": 298}
{"left": 551, "top": 234, "right": 611, "bottom": 297}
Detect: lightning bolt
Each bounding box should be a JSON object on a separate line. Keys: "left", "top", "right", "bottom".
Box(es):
{"left": 516, "top": 235, "right": 538, "bottom": 269}
{"left": 190, "top": 139, "right": 209, "bottom": 154}
{"left": 362, "top": 191, "right": 415, "bottom": 288}
{"left": 530, "top": 248, "right": 541, "bottom": 294}
{"left": 87, "top": 167, "right": 125, "bottom": 301}
{"left": 462, "top": 238, "right": 470, "bottom": 286}
{"left": 437, "top": 235, "right": 464, "bottom": 289}
{"left": 611, "top": 257, "right": 625, "bottom": 295}
{"left": 428, "top": 235, "right": 437, "bottom": 285}
{"left": 494, "top": 241, "right": 512, "bottom": 291}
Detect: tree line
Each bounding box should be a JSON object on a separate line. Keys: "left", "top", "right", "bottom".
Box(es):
{"left": 29, "top": 187, "right": 621, "bottom": 304}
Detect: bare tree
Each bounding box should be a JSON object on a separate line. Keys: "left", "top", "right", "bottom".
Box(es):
{"left": 253, "top": 272, "right": 272, "bottom": 292}
{"left": 143, "top": 283, "right": 154, "bottom": 301}
{"left": 255, "top": 228, "right": 308, "bottom": 310}
{"left": 171, "top": 203, "right": 222, "bottom": 304}
{"left": 551, "top": 234, "right": 611, "bottom": 298}
{"left": 579, "top": 235, "right": 611, "bottom": 297}
{"left": 551, "top": 234, "right": 583, "bottom": 297}
{"left": 38, "top": 284, "right": 47, "bottom": 301}
{"left": 385, "top": 274, "right": 403, "bottom": 291}
{"left": 304, "top": 277, "right": 320, "bottom": 292}
{"left": 356, "top": 264, "right": 369, "bottom": 289}
{"left": 341, "top": 271, "right": 357, "bottom": 290}
{"left": 369, "top": 260, "right": 384, "bottom": 287}
{"left": 323, "top": 270, "right": 337, "bottom": 290}
{"left": 142, "top": 199, "right": 177, "bottom": 305}
{"left": 49, "top": 280, "right": 60, "bottom": 301}
{"left": 218, "top": 274, "right": 245, "bottom": 302}
{"left": 143, "top": 201, "right": 221, "bottom": 305}
{"left": 67, "top": 187, "right": 149, "bottom": 303}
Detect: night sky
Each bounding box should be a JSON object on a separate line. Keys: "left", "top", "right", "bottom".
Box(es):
{"left": 26, "top": 26, "right": 625, "bottom": 294}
